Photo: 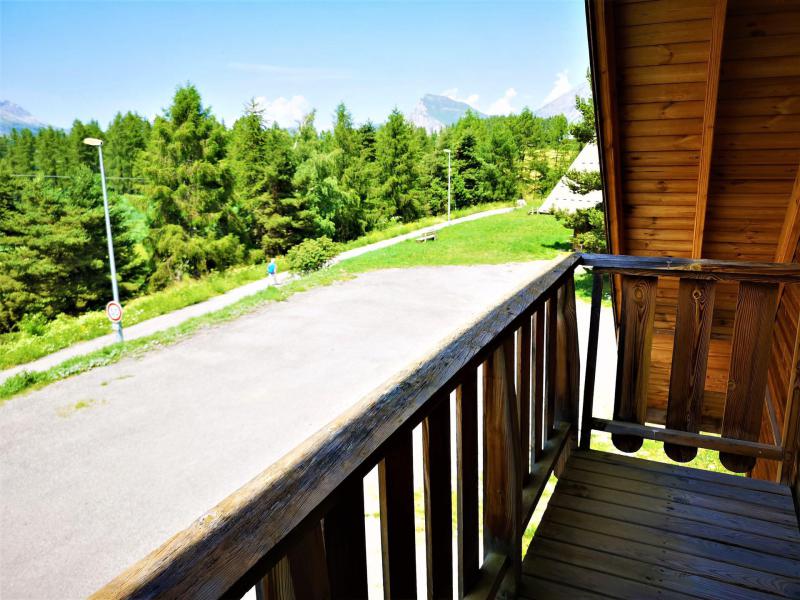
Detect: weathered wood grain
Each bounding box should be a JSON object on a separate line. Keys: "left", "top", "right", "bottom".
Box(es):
{"left": 532, "top": 307, "right": 545, "bottom": 464}
{"left": 483, "top": 337, "right": 522, "bottom": 590}
{"left": 456, "top": 373, "right": 479, "bottom": 599}
{"left": 581, "top": 273, "right": 604, "bottom": 450}
{"left": 613, "top": 276, "right": 658, "bottom": 452}
{"left": 556, "top": 278, "right": 581, "bottom": 426}
{"left": 665, "top": 279, "right": 716, "bottom": 461}
{"left": 516, "top": 322, "right": 531, "bottom": 481}
{"left": 545, "top": 293, "right": 558, "bottom": 438}
{"left": 582, "top": 253, "right": 800, "bottom": 282}
{"left": 721, "top": 282, "right": 780, "bottom": 472}
{"left": 379, "top": 429, "right": 417, "bottom": 599}
{"left": 323, "top": 482, "right": 368, "bottom": 599}
{"left": 422, "top": 395, "right": 453, "bottom": 600}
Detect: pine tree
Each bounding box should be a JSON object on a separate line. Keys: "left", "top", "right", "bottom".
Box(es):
{"left": 105, "top": 112, "right": 151, "bottom": 193}
{"left": 68, "top": 119, "right": 104, "bottom": 170}
{"left": 374, "top": 109, "right": 421, "bottom": 222}
{"left": 138, "top": 84, "right": 241, "bottom": 288}
{"left": 0, "top": 168, "right": 143, "bottom": 331}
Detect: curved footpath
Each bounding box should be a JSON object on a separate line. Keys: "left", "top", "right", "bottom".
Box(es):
{"left": 0, "top": 207, "right": 513, "bottom": 386}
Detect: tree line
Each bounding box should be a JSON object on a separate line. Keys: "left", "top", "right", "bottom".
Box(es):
{"left": 0, "top": 84, "right": 581, "bottom": 332}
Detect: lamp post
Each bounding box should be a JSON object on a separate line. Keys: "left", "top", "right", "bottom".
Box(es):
{"left": 83, "top": 137, "right": 123, "bottom": 342}
{"left": 444, "top": 149, "right": 452, "bottom": 221}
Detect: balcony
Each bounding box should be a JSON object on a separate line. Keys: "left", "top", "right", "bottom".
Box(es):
{"left": 91, "top": 253, "right": 800, "bottom": 599}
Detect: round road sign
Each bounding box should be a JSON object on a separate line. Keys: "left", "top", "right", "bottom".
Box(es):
{"left": 106, "top": 301, "right": 123, "bottom": 322}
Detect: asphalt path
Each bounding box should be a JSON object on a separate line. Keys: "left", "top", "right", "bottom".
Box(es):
{"left": 1, "top": 260, "right": 606, "bottom": 599}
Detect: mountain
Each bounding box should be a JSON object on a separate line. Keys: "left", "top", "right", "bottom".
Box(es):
{"left": 0, "top": 101, "right": 47, "bottom": 135}
{"left": 409, "top": 94, "right": 487, "bottom": 133}
{"left": 533, "top": 80, "right": 591, "bottom": 123}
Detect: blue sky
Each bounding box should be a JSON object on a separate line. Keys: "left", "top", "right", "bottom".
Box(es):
{"left": 1, "top": 1, "right": 590, "bottom": 130}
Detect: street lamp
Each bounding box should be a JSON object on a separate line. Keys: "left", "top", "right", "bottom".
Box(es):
{"left": 443, "top": 149, "right": 452, "bottom": 221}
{"left": 83, "top": 137, "right": 123, "bottom": 342}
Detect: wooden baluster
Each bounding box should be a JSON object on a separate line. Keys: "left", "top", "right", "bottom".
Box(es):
{"left": 456, "top": 372, "right": 479, "bottom": 598}
{"left": 532, "top": 307, "right": 545, "bottom": 464}
{"left": 257, "top": 558, "right": 294, "bottom": 600}
{"left": 287, "top": 524, "right": 330, "bottom": 600}
{"left": 483, "top": 336, "right": 522, "bottom": 589}
{"left": 546, "top": 292, "right": 558, "bottom": 438}
{"left": 612, "top": 276, "right": 658, "bottom": 453}
{"left": 324, "top": 481, "right": 369, "bottom": 599}
{"left": 517, "top": 321, "right": 532, "bottom": 481}
{"left": 259, "top": 523, "right": 330, "bottom": 600}
{"left": 557, "top": 277, "right": 581, "bottom": 426}
{"left": 379, "top": 429, "right": 417, "bottom": 599}
{"left": 720, "top": 282, "right": 779, "bottom": 473}
{"left": 665, "top": 279, "right": 716, "bottom": 462}
{"left": 423, "top": 394, "right": 453, "bottom": 600}
{"left": 580, "top": 272, "right": 604, "bottom": 450}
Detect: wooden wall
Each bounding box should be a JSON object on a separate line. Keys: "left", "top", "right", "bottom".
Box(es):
{"left": 589, "top": 0, "right": 800, "bottom": 476}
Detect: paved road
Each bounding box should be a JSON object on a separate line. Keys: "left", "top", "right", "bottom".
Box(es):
{"left": 0, "top": 207, "right": 513, "bottom": 386}
{"left": 1, "top": 261, "right": 574, "bottom": 599}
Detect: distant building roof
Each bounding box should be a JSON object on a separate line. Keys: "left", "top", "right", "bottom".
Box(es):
{"left": 538, "top": 143, "right": 602, "bottom": 214}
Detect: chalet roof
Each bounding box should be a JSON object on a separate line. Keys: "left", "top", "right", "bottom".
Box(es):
{"left": 539, "top": 142, "right": 602, "bottom": 214}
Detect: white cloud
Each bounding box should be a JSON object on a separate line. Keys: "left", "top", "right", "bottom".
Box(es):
{"left": 540, "top": 71, "right": 572, "bottom": 106}
{"left": 254, "top": 95, "right": 312, "bottom": 128}
{"left": 440, "top": 88, "right": 480, "bottom": 108}
{"left": 487, "top": 88, "right": 518, "bottom": 115}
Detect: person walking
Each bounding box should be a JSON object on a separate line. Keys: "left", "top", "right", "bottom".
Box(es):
{"left": 267, "top": 258, "right": 278, "bottom": 284}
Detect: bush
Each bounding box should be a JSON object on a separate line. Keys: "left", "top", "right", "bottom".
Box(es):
{"left": 553, "top": 203, "right": 606, "bottom": 253}
{"left": 286, "top": 237, "right": 338, "bottom": 273}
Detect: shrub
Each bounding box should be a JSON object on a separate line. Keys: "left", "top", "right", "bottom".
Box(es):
{"left": 553, "top": 203, "right": 606, "bottom": 253}
{"left": 286, "top": 236, "right": 338, "bottom": 273}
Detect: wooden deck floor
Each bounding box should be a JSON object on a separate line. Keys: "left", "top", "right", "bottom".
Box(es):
{"left": 520, "top": 450, "right": 800, "bottom": 599}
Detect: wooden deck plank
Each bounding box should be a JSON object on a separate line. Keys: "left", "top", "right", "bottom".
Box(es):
{"left": 518, "top": 574, "right": 610, "bottom": 600}
{"left": 563, "top": 464, "right": 798, "bottom": 526}
{"left": 568, "top": 455, "right": 795, "bottom": 512}
{"left": 555, "top": 477, "right": 800, "bottom": 542}
{"left": 524, "top": 554, "right": 691, "bottom": 600}
{"left": 536, "top": 518, "right": 800, "bottom": 598}
{"left": 544, "top": 505, "right": 800, "bottom": 580}
{"left": 522, "top": 450, "right": 800, "bottom": 599}
{"left": 529, "top": 530, "right": 788, "bottom": 600}
{"left": 549, "top": 487, "right": 800, "bottom": 561}
{"left": 578, "top": 448, "right": 792, "bottom": 495}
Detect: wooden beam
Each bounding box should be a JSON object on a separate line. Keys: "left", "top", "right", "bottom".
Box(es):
{"left": 588, "top": 0, "right": 623, "bottom": 257}
{"left": 582, "top": 253, "right": 800, "bottom": 283}
{"left": 587, "top": 0, "right": 624, "bottom": 321}
{"left": 591, "top": 418, "right": 784, "bottom": 461}
{"left": 692, "top": 0, "right": 728, "bottom": 258}
{"left": 779, "top": 319, "right": 800, "bottom": 484}
{"left": 774, "top": 163, "right": 800, "bottom": 263}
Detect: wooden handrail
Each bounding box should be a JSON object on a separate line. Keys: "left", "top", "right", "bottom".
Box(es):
{"left": 582, "top": 253, "right": 800, "bottom": 282}
{"left": 92, "top": 253, "right": 582, "bottom": 599}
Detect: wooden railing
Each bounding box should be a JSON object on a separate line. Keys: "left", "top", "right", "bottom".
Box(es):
{"left": 580, "top": 254, "right": 800, "bottom": 478}
{"left": 92, "top": 254, "right": 583, "bottom": 600}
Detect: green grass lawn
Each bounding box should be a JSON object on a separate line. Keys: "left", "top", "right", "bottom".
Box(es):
{"left": 339, "top": 211, "right": 570, "bottom": 273}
